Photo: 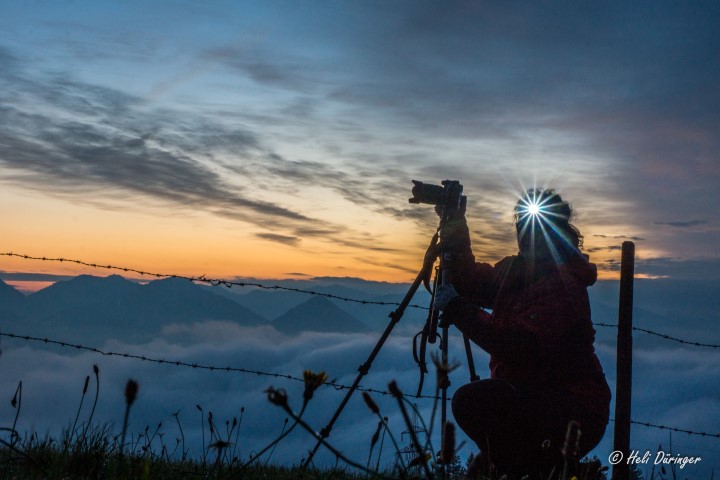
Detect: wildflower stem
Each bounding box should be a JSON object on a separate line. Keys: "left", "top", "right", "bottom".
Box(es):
{"left": 238, "top": 404, "right": 306, "bottom": 470}
{"left": 171, "top": 411, "right": 186, "bottom": 461}
{"left": 10, "top": 381, "right": 22, "bottom": 447}
{"left": 70, "top": 376, "right": 90, "bottom": 444}
{"left": 264, "top": 417, "right": 288, "bottom": 465}
{"left": 279, "top": 403, "right": 395, "bottom": 480}
{"left": 403, "top": 396, "right": 437, "bottom": 464}
{"left": 375, "top": 420, "right": 388, "bottom": 472}
{"left": 231, "top": 407, "right": 244, "bottom": 463}
{"left": 82, "top": 365, "right": 100, "bottom": 447}
{"left": 372, "top": 413, "right": 406, "bottom": 471}
{"left": 389, "top": 381, "right": 434, "bottom": 479}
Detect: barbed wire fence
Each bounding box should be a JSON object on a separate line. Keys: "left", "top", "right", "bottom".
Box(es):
{"left": 3, "top": 252, "right": 719, "bottom": 349}
{"left": 1, "top": 251, "right": 719, "bottom": 442}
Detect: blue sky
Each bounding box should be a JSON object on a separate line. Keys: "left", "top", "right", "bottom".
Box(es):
{"left": 0, "top": 1, "right": 719, "bottom": 476}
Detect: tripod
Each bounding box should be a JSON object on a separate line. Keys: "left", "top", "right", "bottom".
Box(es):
{"left": 303, "top": 182, "right": 479, "bottom": 474}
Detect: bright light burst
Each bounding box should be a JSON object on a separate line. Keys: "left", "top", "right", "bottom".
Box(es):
{"left": 513, "top": 186, "right": 579, "bottom": 263}
{"left": 516, "top": 189, "right": 550, "bottom": 222}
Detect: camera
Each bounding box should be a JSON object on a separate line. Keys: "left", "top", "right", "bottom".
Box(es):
{"left": 409, "top": 179, "right": 465, "bottom": 211}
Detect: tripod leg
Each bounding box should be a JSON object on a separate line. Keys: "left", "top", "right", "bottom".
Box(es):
{"left": 302, "top": 266, "right": 427, "bottom": 468}
{"left": 440, "top": 323, "right": 450, "bottom": 480}
{"left": 463, "top": 334, "right": 480, "bottom": 382}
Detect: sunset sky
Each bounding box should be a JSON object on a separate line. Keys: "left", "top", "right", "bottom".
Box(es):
{"left": 1, "top": 1, "right": 719, "bottom": 290}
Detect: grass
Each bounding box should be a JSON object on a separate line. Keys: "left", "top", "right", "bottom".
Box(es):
{"left": 0, "top": 423, "right": 382, "bottom": 480}
{"left": 1, "top": 364, "right": 618, "bottom": 480}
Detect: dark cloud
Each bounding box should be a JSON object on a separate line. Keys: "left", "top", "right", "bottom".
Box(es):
{"left": 653, "top": 219, "right": 708, "bottom": 228}
{"left": 255, "top": 233, "right": 300, "bottom": 247}
{"left": 586, "top": 245, "right": 623, "bottom": 253}
{"left": 593, "top": 234, "right": 646, "bottom": 241}
{"left": 205, "top": 47, "right": 316, "bottom": 94}
{"left": 198, "top": 1, "right": 720, "bottom": 254}
{"left": 352, "top": 256, "right": 419, "bottom": 275}
{"left": 0, "top": 271, "right": 77, "bottom": 282}
{"left": 0, "top": 49, "right": 373, "bottom": 246}
{"left": 635, "top": 257, "right": 720, "bottom": 280}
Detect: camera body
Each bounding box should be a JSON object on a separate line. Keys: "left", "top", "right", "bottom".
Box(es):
{"left": 409, "top": 179, "right": 465, "bottom": 213}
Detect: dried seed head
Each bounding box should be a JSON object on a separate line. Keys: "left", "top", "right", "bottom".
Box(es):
{"left": 388, "top": 381, "right": 403, "bottom": 399}
{"left": 11, "top": 381, "right": 21, "bottom": 408}
{"left": 431, "top": 353, "right": 460, "bottom": 390}
{"left": 93, "top": 364, "right": 99, "bottom": 375}
{"left": 210, "top": 440, "right": 231, "bottom": 451}
{"left": 303, "top": 370, "right": 328, "bottom": 402}
{"left": 302, "top": 370, "right": 328, "bottom": 402}
{"left": 124, "top": 379, "right": 139, "bottom": 406}
{"left": 265, "top": 387, "right": 289, "bottom": 408}
{"left": 362, "top": 392, "right": 380, "bottom": 415}
{"left": 83, "top": 375, "right": 90, "bottom": 395}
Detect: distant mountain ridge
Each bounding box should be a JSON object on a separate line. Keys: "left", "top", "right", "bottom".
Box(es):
{"left": 2, "top": 274, "right": 718, "bottom": 348}
{"left": 0, "top": 275, "right": 376, "bottom": 344}
{"left": 1, "top": 275, "right": 267, "bottom": 344}
{"left": 273, "top": 296, "right": 370, "bottom": 334}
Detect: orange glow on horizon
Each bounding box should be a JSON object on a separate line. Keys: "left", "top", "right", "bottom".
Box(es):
{"left": 1, "top": 186, "right": 648, "bottom": 292}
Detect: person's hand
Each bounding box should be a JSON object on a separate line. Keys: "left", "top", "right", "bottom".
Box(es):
{"left": 440, "top": 217, "right": 471, "bottom": 254}
{"left": 433, "top": 283, "right": 460, "bottom": 311}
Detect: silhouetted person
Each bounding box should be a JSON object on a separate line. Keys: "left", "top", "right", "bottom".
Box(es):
{"left": 434, "top": 188, "right": 611, "bottom": 479}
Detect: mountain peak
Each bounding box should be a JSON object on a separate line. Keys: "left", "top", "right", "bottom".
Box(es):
{"left": 273, "top": 296, "right": 369, "bottom": 335}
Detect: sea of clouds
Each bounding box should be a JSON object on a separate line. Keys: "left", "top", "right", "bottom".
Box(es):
{"left": 1, "top": 311, "right": 718, "bottom": 477}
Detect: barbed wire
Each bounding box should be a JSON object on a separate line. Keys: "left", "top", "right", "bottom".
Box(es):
{"left": 631, "top": 326, "right": 720, "bottom": 349}
{"left": 0, "top": 331, "right": 442, "bottom": 400}
{"left": 593, "top": 322, "right": 720, "bottom": 349}
{"left": 628, "top": 420, "right": 720, "bottom": 439}
{"left": 0, "top": 252, "right": 427, "bottom": 310}
{"left": 4, "top": 331, "right": 719, "bottom": 440}
{"left": 3, "top": 252, "right": 720, "bottom": 350}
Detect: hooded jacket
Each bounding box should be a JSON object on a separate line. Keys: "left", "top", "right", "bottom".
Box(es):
{"left": 445, "top": 252, "right": 611, "bottom": 420}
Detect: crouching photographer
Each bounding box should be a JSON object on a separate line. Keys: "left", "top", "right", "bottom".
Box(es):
{"left": 433, "top": 188, "right": 611, "bottom": 479}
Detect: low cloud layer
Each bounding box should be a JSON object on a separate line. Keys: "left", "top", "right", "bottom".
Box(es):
{"left": 1, "top": 317, "right": 717, "bottom": 476}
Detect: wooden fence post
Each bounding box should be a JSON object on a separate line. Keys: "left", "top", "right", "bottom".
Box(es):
{"left": 612, "top": 241, "right": 635, "bottom": 480}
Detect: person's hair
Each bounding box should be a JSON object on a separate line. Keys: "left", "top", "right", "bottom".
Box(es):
{"left": 513, "top": 188, "right": 584, "bottom": 258}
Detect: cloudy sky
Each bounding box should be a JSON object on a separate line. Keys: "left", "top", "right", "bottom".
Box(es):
{"left": 1, "top": 1, "right": 719, "bottom": 476}
{"left": 1, "top": 1, "right": 719, "bottom": 289}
